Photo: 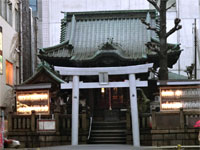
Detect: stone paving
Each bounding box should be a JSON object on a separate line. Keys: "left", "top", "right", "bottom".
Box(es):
{"left": 5, "top": 145, "right": 151, "bottom": 150}
{"left": 5, "top": 144, "right": 200, "bottom": 150}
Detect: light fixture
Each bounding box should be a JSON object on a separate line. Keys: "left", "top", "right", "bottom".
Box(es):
{"left": 161, "top": 90, "right": 174, "bottom": 97}
{"left": 101, "top": 88, "right": 105, "bottom": 93}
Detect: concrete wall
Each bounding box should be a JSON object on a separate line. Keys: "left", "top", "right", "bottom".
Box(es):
{"left": 0, "top": 0, "right": 19, "bottom": 109}
{"left": 168, "top": 0, "right": 200, "bottom": 78}
{"left": 151, "top": 129, "right": 199, "bottom": 146}
{"left": 21, "top": 0, "right": 33, "bottom": 81}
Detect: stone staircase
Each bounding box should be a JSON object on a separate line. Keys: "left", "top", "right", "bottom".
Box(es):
{"left": 88, "top": 121, "right": 127, "bottom": 144}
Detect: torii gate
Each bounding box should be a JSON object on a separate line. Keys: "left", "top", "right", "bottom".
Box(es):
{"left": 55, "top": 63, "right": 153, "bottom": 147}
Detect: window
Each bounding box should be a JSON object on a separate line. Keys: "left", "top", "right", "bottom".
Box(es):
{"left": 15, "top": 9, "right": 19, "bottom": 31}
{"left": 6, "top": 60, "right": 13, "bottom": 86}
{"left": 8, "top": 3, "right": 12, "bottom": 26}
{"left": 29, "top": 0, "right": 37, "bottom": 17}
{"left": 4, "top": 0, "right": 7, "bottom": 20}
{"left": 0, "top": 0, "right": 2, "bottom": 16}
{"left": 0, "top": 27, "right": 2, "bottom": 74}
{"left": 29, "top": 0, "right": 37, "bottom": 12}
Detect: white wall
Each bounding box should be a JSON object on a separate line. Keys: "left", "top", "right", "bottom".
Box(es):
{"left": 0, "top": 0, "right": 19, "bottom": 108}
{"left": 169, "top": 0, "right": 200, "bottom": 78}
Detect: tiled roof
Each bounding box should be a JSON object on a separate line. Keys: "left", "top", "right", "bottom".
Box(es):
{"left": 62, "top": 10, "right": 156, "bottom": 60}
{"left": 39, "top": 40, "right": 73, "bottom": 58}
{"left": 168, "top": 72, "right": 188, "bottom": 80}
{"left": 22, "top": 63, "right": 65, "bottom": 84}
{"left": 39, "top": 10, "right": 181, "bottom": 67}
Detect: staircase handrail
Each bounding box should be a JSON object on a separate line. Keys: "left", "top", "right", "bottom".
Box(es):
{"left": 87, "top": 116, "right": 93, "bottom": 140}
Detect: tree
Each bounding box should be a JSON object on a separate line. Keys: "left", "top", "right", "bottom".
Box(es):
{"left": 142, "top": 0, "right": 182, "bottom": 80}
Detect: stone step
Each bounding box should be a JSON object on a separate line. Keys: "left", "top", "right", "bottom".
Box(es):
{"left": 89, "top": 118, "right": 127, "bottom": 144}
{"left": 92, "top": 126, "right": 126, "bottom": 130}
{"left": 93, "top": 121, "right": 126, "bottom": 125}
{"left": 90, "top": 137, "right": 126, "bottom": 140}
{"left": 90, "top": 133, "right": 126, "bottom": 138}
{"left": 91, "top": 129, "right": 126, "bottom": 133}
{"left": 88, "top": 140, "right": 126, "bottom": 144}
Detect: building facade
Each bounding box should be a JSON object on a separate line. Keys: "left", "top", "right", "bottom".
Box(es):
{"left": 0, "top": 0, "right": 20, "bottom": 109}
{"left": 0, "top": 0, "right": 37, "bottom": 114}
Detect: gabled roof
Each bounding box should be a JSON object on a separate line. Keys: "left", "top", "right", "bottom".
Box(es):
{"left": 22, "top": 63, "right": 65, "bottom": 84}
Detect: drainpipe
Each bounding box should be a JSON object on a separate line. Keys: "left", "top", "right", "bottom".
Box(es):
{"left": 194, "top": 19, "right": 197, "bottom": 79}
{"left": 18, "top": 0, "right": 23, "bottom": 84}
{"left": 34, "top": 17, "right": 38, "bottom": 70}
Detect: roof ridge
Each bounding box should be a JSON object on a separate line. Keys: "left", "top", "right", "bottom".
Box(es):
{"left": 40, "top": 40, "right": 70, "bottom": 52}
{"left": 61, "top": 9, "right": 156, "bottom": 15}
{"left": 22, "top": 63, "right": 65, "bottom": 84}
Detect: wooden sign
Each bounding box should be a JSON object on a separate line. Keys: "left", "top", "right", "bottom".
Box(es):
{"left": 16, "top": 90, "right": 50, "bottom": 115}
{"left": 160, "top": 86, "right": 200, "bottom": 110}
{"left": 38, "top": 120, "right": 56, "bottom": 131}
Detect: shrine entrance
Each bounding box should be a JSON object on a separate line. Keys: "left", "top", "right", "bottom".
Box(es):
{"left": 97, "top": 88, "right": 126, "bottom": 110}
{"left": 55, "top": 63, "right": 153, "bottom": 147}
{"left": 93, "top": 87, "right": 128, "bottom": 121}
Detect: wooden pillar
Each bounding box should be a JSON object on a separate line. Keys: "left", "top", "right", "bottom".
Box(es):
{"left": 88, "top": 89, "right": 94, "bottom": 115}
{"left": 72, "top": 75, "right": 79, "bottom": 145}
{"left": 81, "top": 111, "right": 87, "bottom": 143}
{"left": 8, "top": 112, "right": 12, "bottom": 132}
{"left": 108, "top": 88, "right": 112, "bottom": 110}
{"left": 31, "top": 111, "right": 36, "bottom": 132}
{"left": 152, "top": 109, "right": 156, "bottom": 130}
{"left": 126, "top": 108, "right": 132, "bottom": 144}
{"left": 126, "top": 109, "right": 131, "bottom": 130}
{"left": 82, "top": 110, "right": 87, "bottom": 130}
{"left": 129, "top": 74, "right": 140, "bottom": 147}
{"left": 55, "top": 111, "right": 60, "bottom": 133}
{"left": 180, "top": 108, "right": 184, "bottom": 129}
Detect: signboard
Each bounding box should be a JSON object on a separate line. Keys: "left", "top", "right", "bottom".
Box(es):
{"left": 160, "top": 86, "right": 200, "bottom": 110}
{"left": 38, "top": 120, "right": 56, "bottom": 131}
{"left": 16, "top": 90, "right": 50, "bottom": 115}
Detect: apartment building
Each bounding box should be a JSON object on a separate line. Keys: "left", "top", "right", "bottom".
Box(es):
{"left": 0, "top": 0, "right": 20, "bottom": 110}
{"left": 0, "top": 0, "right": 35, "bottom": 112}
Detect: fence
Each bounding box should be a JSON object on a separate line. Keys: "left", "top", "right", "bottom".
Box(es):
{"left": 8, "top": 111, "right": 88, "bottom": 133}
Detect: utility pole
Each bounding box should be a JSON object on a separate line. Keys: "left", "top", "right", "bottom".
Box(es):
{"left": 194, "top": 19, "right": 197, "bottom": 79}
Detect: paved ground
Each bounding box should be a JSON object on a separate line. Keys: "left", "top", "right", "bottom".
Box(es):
{"left": 5, "top": 145, "right": 146, "bottom": 150}
{"left": 5, "top": 144, "right": 200, "bottom": 150}
{"left": 36, "top": 145, "right": 149, "bottom": 150}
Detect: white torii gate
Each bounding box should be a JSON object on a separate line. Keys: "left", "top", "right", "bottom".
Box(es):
{"left": 54, "top": 63, "right": 153, "bottom": 147}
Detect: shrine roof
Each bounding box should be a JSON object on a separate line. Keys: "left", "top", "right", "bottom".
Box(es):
{"left": 38, "top": 10, "right": 182, "bottom": 68}
{"left": 22, "top": 63, "right": 65, "bottom": 84}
